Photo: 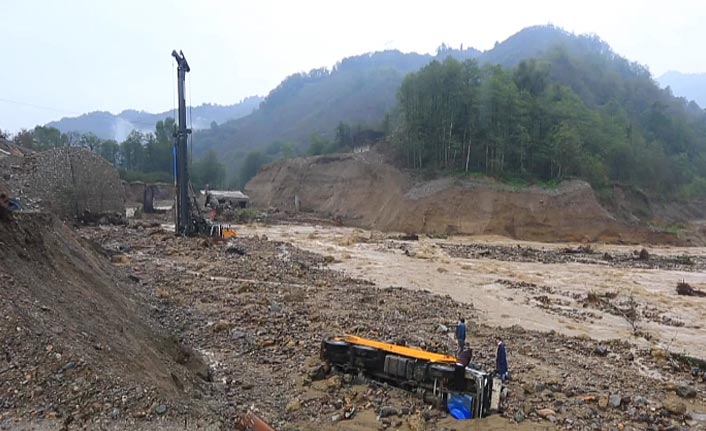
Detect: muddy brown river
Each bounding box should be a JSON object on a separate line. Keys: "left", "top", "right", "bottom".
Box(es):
{"left": 240, "top": 223, "right": 706, "bottom": 360}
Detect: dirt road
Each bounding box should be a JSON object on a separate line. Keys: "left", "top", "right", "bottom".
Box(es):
{"left": 241, "top": 223, "right": 706, "bottom": 360}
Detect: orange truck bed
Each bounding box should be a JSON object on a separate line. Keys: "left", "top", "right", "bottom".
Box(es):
{"left": 335, "top": 335, "right": 457, "bottom": 364}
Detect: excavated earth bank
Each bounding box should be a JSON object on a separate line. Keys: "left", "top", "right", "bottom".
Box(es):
{"left": 245, "top": 152, "right": 686, "bottom": 244}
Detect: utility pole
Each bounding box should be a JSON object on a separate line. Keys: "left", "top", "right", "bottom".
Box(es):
{"left": 172, "top": 50, "right": 191, "bottom": 235}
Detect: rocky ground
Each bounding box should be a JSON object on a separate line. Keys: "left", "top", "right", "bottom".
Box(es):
{"left": 2, "top": 214, "right": 706, "bottom": 430}
{"left": 438, "top": 243, "right": 706, "bottom": 273}
{"left": 85, "top": 225, "right": 706, "bottom": 429}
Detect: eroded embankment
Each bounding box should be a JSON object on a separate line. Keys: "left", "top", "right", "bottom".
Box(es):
{"left": 245, "top": 152, "right": 682, "bottom": 244}
{"left": 0, "top": 213, "right": 212, "bottom": 423}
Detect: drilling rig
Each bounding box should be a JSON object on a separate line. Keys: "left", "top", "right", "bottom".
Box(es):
{"left": 171, "top": 49, "right": 193, "bottom": 236}
{"left": 170, "top": 51, "right": 236, "bottom": 238}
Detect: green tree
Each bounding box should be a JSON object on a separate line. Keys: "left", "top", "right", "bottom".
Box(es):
{"left": 192, "top": 149, "right": 226, "bottom": 189}
{"left": 78, "top": 133, "right": 101, "bottom": 151}
{"left": 120, "top": 131, "right": 146, "bottom": 171}
{"left": 13, "top": 129, "right": 35, "bottom": 149}
{"left": 334, "top": 122, "right": 353, "bottom": 151}
{"left": 307, "top": 134, "right": 328, "bottom": 156}
{"left": 99, "top": 140, "right": 120, "bottom": 166}
{"left": 33, "top": 126, "right": 66, "bottom": 150}
{"left": 239, "top": 151, "right": 267, "bottom": 187}
{"left": 147, "top": 118, "right": 175, "bottom": 174}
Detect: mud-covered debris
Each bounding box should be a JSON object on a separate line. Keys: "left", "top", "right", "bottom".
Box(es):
{"left": 444, "top": 242, "right": 706, "bottom": 271}
{"left": 594, "top": 345, "right": 609, "bottom": 356}
{"left": 676, "top": 385, "right": 697, "bottom": 399}
{"left": 536, "top": 408, "right": 556, "bottom": 418}
{"left": 638, "top": 248, "right": 650, "bottom": 260}
{"left": 225, "top": 244, "right": 247, "bottom": 256}
{"left": 663, "top": 399, "right": 687, "bottom": 415}
{"left": 609, "top": 394, "right": 622, "bottom": 408}
{"left": 676, "top": 281, "right": 706, "bottom": 297}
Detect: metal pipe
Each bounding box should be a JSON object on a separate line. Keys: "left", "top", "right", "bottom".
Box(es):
{"left": 239, "top": 411, "right": 276, "bottom": 431}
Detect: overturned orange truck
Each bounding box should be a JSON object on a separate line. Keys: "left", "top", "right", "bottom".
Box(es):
{"left": 321, "top": 335, "right": 500, "bottom": 419}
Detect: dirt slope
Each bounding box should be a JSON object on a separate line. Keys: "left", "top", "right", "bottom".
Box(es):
{"left": 0, "top": 213, "right": 211, "bottom": 423}
{"left": 246, "top": 152, "right": 676, "bottom": 243}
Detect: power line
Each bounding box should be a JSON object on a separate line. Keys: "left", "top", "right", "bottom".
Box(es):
{"left": 0, "top": 97, "right": 81, "bottom": 115}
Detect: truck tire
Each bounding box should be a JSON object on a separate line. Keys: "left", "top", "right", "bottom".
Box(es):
{"left": 323, "top": 339, "right": 350, "bottom": 353}
{"left": 322, "top": 339, "right": 350, "bottom": 364}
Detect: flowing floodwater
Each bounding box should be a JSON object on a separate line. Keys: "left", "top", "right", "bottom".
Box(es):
{"left": 240, "top": 223, "right": 706, "bottom": 359}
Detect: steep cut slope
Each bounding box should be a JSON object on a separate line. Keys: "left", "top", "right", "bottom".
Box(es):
{"left": 246, "top": 152, "right": 681, "bottom": 244}
{"left": 0, "top": 213, "right": 211, "bottom": 421}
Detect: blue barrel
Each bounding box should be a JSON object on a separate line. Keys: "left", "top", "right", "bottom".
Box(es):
{"left": 447, "top": 393, "right": 473, "bottom": 419}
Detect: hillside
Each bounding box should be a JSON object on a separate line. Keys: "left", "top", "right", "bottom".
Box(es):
{"left": 46, "top": 96, "right": 262, "bottom": 141}
{"left": 387, "top": 30, "right": 706, "bottom": 201}
{"left": 245, "top": 152, "right": 702, "bottom": 244}
{"left": 194, "top": 25, "right": 614, "bottom": 159}
{"left": 657, "top": 70, "right": 706, "bottom": 108}
{"left": 196, "top": 25, "right": 706, "bottom": 194}
{"left": 477, "top": 25, "right": 585, "bottom": 67}
{"left": 192, "top": 50, "right": 438, "bottom": 161}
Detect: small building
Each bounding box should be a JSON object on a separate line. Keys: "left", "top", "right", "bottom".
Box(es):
{"left": 205, "top": 190, "right": 249, "bottom": 209}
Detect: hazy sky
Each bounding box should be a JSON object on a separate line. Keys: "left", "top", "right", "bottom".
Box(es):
{"left": 2, "top": 0, "right": 705, "bottom": 132}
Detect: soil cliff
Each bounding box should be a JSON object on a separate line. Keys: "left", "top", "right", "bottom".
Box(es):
{"left": 246, "top": 152, "right": 683, "bottom": 243}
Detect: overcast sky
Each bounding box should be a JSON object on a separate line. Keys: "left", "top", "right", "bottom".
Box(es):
{"left": 1, "top": 0, "right": 705, "bottom": 132}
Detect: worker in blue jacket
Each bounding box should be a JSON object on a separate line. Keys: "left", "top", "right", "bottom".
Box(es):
{"left": 495, "top": 336, "right": 508, "bottom": 381}
{"left": 455, "top": 318, "right": 466, "bottom": 355}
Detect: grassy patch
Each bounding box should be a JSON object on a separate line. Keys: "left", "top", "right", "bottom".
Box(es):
{"left": 648, "top": 222, "right": 685, "bottom": 234}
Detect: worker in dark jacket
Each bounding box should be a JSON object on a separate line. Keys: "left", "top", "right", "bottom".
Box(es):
{"left": 455, "top": 318, "right": 466, "bottom": 355}
{"left": 495, "top": 336, "right": 508, "bottom": 381}
{"left": 457, "top": 343, "right": 472, "bottom": 367}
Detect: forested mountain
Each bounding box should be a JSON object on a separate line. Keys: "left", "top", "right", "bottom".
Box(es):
{"left": 388, "top": 34, "right": 706, "bottom": 198}
{"left": 194, "top": 26, "right": 598, "bottom": 162}
{"left": 192, "top": 50, "right": 437, "bottom": 160}
{"left": 46, "top": 96, "right": 262, "bottom": 141}
{"left": 657, "top": 71, "right": 706, "bottom": 108}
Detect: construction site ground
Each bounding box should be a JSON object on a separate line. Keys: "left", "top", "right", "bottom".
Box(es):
{"left": 2, "top": 215, "right": 706, "bottom": 431}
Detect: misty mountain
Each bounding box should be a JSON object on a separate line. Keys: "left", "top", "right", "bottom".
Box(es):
{"left": 193, "top": 50, "right": 439, "bottom": 161}
{"left": 657, "top": 71, "right": 706, "bottom": 108}
{"left": 196, "top": 25, "right": 648, "bottom": 172}
{"left": 46, "top": 96, "right": 263, "bottom": 141}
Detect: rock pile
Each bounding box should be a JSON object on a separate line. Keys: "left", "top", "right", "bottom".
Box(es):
{"left": 3, "top": 147, "right": 125, "bottom": 219}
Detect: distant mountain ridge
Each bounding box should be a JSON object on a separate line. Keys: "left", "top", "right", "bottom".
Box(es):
{"left": 46, "top": 96, "right": 263, "bottom": 141}
{"left": 657, "top": 71, "right": 706, "bottom": 108}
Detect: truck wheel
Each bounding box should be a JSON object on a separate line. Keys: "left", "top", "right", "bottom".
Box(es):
{"left": 323, "top": 339, "right": 350, "bottom": 353}
{"left": 322, "top": 339, "right": 350, "bottom": 364}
